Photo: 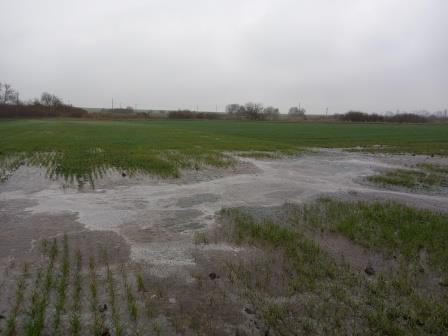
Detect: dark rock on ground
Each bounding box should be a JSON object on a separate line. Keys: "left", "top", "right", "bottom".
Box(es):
{"left": 365, "top": 265, "right": 375, "bottom": 275}
{"left": 244, "top": 307, "right": 255, "bottom": 315}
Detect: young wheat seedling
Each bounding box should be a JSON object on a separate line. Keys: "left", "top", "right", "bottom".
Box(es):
{"left": 52, "top": 234, "right": 70, "bottom": 334}
{"left": 136, "top": 272, "right": 145, "bottom": 292}
{"left": 4, "top": 263, "right": 29, "bottom": 336}
{"left": 103, "top": 252, "right": 123, "bottom": 336}
{"left": 122, "top": 269, "right": 138, "bottom": 322}
{"left": 88, "top": 256, "right": 103, "bottom": 336}
{"left": 25, "top": 238, "right": 58, "bottom": 336}
{"left": 69, "top": 250, "right": 82, "bottom": 336}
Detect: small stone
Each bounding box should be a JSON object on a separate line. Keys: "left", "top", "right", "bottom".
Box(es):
{"left": 101, "top": 328, "right": 111, "bottom": 336}
{"left": 365, "top": 265, "right": 375, "bottom": 276}
{"left": 98, "top": 304, "right": 107, "bottom": 312}
{"left": 439, "top": 279, "right": 448, "bottom": 287}
{"left": 244, "top": 307, "right": 255, "bottom": 315}
{"left": 121, "top": 172, "right": 126, "bottom": 177}
{"left": 169, "top": 297, "right": 176, "bottom": 304}
{"left": 209, "top": 272, "right": 218, "bottom": 280}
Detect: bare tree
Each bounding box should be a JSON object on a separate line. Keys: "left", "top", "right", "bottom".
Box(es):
{"left": 1, "top": 83, "right": 16, "bottom": 104}
{"left": 288, "top": 106, "right": 306, "bottom": 118}
{"left": 225, "top": 104, "right": 240, "bottom": 115}
{"left": 41, "top": 92, "right": 63, "bottom": 107}
{"left": 41, "top": 92, "right": 53, "bottom": 106}
{"left": 264, "top": 106, "right": 280, "bottom": 120}
{"left": 244, "top": 102, "right": 264, "bottom": 120}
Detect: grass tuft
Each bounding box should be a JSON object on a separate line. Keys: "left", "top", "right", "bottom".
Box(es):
{"left": 52, "top": 234, "right": 70, "bottom": 334}
{"left": 103, "top": 252, "right": 123, "bottom": 336}
{"left": 69, "top": 250, "right": 82, "bottom": 336}
{"left": 88, "top": 256, "right": 103, "bottom": 336}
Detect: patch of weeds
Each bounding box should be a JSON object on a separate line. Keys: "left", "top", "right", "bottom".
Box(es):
{"left": 52, "top": 235, "right": 70, "bottom": 334}
{"left": 223, "top": 209, "right": 335, "bottom": 289}
{"left": 219, "top": 204, "right": 448, "bottom": 334}
{"left": 69, "top": 250, "right": 82, "bottom": 336}
{"left": 299, "top": 198, "right": 448, "bottom": 272}
{"left": 238, "top": 151, "right": 281, "bottom": 159}
{"left": 368, "top": 163, "right": 448, "bottom": 189}
{"left": 193, "top": 231, "right": 208, "bottom": 245}
{"left": 367, "top": 168, "right": 425, "bottom": 188}
{"left": 0, "top": 153, "right": 27, "bottom": 182}
{"left": 136, "top": 273, "right": 145, "bottom": 292}
{"left": 4, "top": 263, "right": 29, "bottom": 336}
{"left": 418, "top": 163, "right": 448, "bottom": 174}
{"left": 153, "top": 321, "right": 163, "bottom": 336}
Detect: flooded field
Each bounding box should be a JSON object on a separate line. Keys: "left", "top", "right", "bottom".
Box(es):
{"left": 1, "top": 149, "right": 447, "bottom": 335}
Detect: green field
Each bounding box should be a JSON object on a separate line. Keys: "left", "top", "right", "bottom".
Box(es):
{"left": 1, "top": 119, "right": 447, "bottom": 181}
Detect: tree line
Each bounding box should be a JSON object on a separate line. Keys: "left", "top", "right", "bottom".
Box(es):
{"left": 2, "top": 82, "right": 443, "bottom": 122}
{"left": 339, "top": 111, "right": 430, "bottom": 123}
{"left": 0, "top": 83, "right": 87, "bottom": 118}
{"left": 166, "top": 103, "right": 307, "bottom": 120}
{"left": 225, "top": 103, "right": 306, "bottom": 120}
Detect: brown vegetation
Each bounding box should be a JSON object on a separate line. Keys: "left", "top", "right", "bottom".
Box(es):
{"left": 340, "top": 110, "right": 429, "bottom": 123}
{"left": 0, "top": 104, "right": 88, "bottom": 119}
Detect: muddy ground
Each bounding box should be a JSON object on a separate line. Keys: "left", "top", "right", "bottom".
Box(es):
{"left": 0, "top": 149, "right": 447, "bottom": 335}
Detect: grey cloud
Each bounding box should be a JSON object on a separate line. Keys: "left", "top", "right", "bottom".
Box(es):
{"left": 1, "top": 0, "right": 447, "bottom": 113}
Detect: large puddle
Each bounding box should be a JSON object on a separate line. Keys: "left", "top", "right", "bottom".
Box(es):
{"left": 1, "top": 149, "right": 447, "bottom": 267}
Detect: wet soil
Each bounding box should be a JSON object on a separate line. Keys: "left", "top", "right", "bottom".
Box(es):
{"left": 0, "top": 149, "right": 447, "bottom": 335}
{"left": 1, "top": 149, "right": 447, "bottom": 267}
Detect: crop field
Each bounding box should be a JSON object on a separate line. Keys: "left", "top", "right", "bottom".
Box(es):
{"left": 1, "top": 119, "right": 448, "bottom": 335}
{"left": 1, "top": 119, "right": 447, "bottom": 183}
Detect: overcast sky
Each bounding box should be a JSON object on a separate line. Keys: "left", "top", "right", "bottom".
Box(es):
{"left": 1, "top": 0, "right": 447, "bottom": 114}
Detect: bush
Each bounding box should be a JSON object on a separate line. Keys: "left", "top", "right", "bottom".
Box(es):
{"left": 340, "top": 111, "right": 384, "bottom": 122}
{"left": 168, "top": 110, "right": 194, "bottom": 119}
{"left": 0, "top": 104, "right": 88, "bottom": 118}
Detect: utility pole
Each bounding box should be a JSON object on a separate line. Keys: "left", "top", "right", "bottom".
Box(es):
{"left": 112, "top": 98, "right": 114, "bottom": 112}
